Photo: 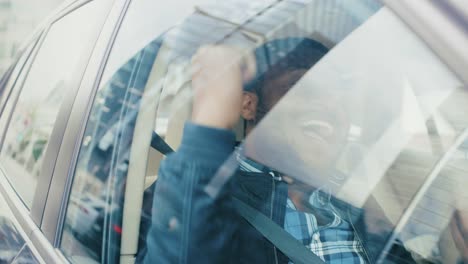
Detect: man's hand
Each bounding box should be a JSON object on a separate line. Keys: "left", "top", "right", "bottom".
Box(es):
{"left": 191, "top": 45, "right": 256, "bottom": 129}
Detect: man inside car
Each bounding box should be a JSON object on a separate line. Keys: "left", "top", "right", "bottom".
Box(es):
{"left": 142, "top": 37, "right": 379, "bottom": 264}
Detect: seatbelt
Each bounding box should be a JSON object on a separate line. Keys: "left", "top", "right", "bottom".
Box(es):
{"left": 233, "top": 197, "right": 326, "bottom": 264}
{"left": 151, "top": 131, "right": 174, "bottom": 155}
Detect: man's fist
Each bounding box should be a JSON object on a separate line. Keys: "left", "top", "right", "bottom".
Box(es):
{"left": 191, "top": 45, "right": 256, "bottom": 129}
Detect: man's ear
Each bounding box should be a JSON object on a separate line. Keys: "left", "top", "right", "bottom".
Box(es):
{"left": 241, "top": 92, "right": 258, "bottom": 121}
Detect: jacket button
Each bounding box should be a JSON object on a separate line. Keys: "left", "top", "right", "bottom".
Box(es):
{"left": 168, "top": 217, "right": 179, "bottom": 231}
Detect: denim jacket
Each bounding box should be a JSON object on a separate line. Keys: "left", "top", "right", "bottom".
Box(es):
{"left": 142, "top": 123, "right": 407, "bottom": 264}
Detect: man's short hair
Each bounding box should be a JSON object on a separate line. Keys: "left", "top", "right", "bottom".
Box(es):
{"left": 244, "top": 37, "right": 329, "bottom": 94}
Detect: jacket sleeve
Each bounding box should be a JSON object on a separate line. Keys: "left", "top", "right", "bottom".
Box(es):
{"left": 143, "top": 122, "right": 239, "bottom": 264}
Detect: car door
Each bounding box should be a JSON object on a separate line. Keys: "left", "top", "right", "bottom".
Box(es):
{"left": 0, "top": 0, "right": 116, "bottom": 263}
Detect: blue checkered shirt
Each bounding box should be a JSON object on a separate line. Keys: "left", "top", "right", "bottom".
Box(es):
{"left": 238, "top": 156, "right": 367, "bottom": 264}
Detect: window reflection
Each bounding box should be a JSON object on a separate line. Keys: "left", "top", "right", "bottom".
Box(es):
{"left": 384, "top": 143, "right": 468, "bottom": 263}
{"left": 0, "top": 0, "right": 109, "bottom": 208}
{"left": 11, "top": 245, "right": 40, "bottom": 264}
{"left": 0, "top": 215, "right": 25, "bottom": 263}
{"left": 236, "top": 8, "right": 467, "bottom": 263}
{"left": 60, "top": 37, "right": 162, "bottom": 263}
{"left": 59, "top": 0, "right": 467, "bottom": 263}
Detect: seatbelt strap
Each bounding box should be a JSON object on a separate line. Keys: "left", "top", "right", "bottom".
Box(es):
{"left": 151, "top": 131, "right": 174, "bottom": 155}
{"left": 233, "top": 197, "right": 326, "bottom": 264}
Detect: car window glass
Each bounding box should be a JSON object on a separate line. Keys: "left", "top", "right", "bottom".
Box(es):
{"left": 223, "top": 7, "right": 467, "bottom": 264}
{"left": 0, "top": 174, "right": 40, "bottom": 263}
{"left": 58, "top": 0, "right": 468, "bottom": 263}
{"left": 0, "top": 208, "right": 25, "bottom": 263}
{"left": 146, "top": 1, "right": 383, "bottom": 262}
{"left": 60, "top": 30, "right": 163, "bottom": 264}
{"left": 0, "top": 40, "right": 35, "bottom": 109}
{"left": 0, "top": 41, "right": 37, "bottom": 148}
{"left": 99, "top": 0, "right": 212, "bottom": 86}
{"left": 142, "top": 2, "right": 467, "bottom": 264}
{"left": 385, "top": 142, "right": 468, "bottom": 263}
{"left": 0, "top": 0, "right": 111, "bottom": 208}
{"left": 11, "top": 245, "right": 40, "bottom": 264}
{"left": 60, "top": 0, "right": 385, "bottom": 263}
{"left": 59, "top": 0, "right": 254, "bottom": 262}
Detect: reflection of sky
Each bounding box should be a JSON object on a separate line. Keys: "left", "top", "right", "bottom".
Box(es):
{"left": 199, "top": 7, "right": 467, "bottom": 262}
{"left": 0, "top": 0, "right": 64, "bottom": 73}
{"left": 206, "top": 9, "right": 466, "bottom": 250}
{"left": 101, "top": 0, "right": 212, "bottom": 85}
{"left": 196, "top": 0, "right": 277, "bottom": 25}
{"left": 101, "top": 0, "right": 382, "bottom": 85}
{"left": 18, "top": 0, "right": 107, "bottom": 104}
{"left": 7, "top": 0, "right": 62, "bottom": 19}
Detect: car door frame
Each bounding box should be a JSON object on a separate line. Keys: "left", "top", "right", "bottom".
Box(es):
{"left": 0, "top": 0, "right": 122, "bottom": 263}
{"left": 38, "top": 0, "right": 133, "bottom": 260}
{"left": 0, "top": 33, "right": 45, "bottom": 264}
{"left": 0, "top": 31, "right": 43, "bottom": 148}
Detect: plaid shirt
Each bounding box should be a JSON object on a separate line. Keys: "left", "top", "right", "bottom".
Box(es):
{"left": 238, "top": 156, "right": 367, "bottom": 264}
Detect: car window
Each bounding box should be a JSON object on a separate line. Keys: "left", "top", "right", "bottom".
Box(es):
{"left": 385, "top": 143, "right": 468, "bottom": 264}
{"left": 231, "top": 7, "right": 468, "bottom": 264}
{"left": 0, "top": 0, "right": 112, "bottom": 208}
{"left": 0, "top": 214, "right": 24, "bottom": 262}
{"left": 61, "top": 0, "right": 467, "bottom": 264}
{"left": 0, "top": 39, "right": 36, "bottom": 107}
{"left": 10, "top": 245, "right": 40, "bottom": 264}
{"left": 0, "top": 172, "right": 41, "bottom": 263}
{"left": 59, "top": 0, "right": 220, "bottom": 262}
{"left": 59, "top": 28, "right": 164, "bottom": 264}
{"left": 58, "top": 0, "right": 388, "bottom": 263}
{"left": 0, "top": 40, "right": 37, "bottom": 149}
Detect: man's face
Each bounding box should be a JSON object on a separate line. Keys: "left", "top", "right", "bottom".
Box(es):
{"left": 256, "top": 69, "right": 350, "bottom": 173}
{"left": 258, "top": 69, "right": 308, "bottom": 119}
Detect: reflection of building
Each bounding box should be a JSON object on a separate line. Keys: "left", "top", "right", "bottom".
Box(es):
{"left": 74, "top": 40, "right": 161, "bottom": 196}
{"left": 0, "top": 0, "right": 13, "bottom": 75}
{"left": 0, "top": 0, "right": 64, "bottom": 75}
{"left": 3, "top": 80, "right": 66, "bottom": 177}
